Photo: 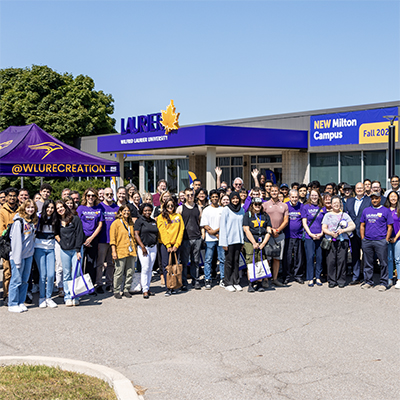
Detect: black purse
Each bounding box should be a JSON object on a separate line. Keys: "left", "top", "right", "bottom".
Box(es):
{"left": 265, "top": 236, "right": 281, "bottom": 257}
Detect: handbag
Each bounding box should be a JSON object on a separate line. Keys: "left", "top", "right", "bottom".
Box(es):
{"left": 166, "top": 252, "right": 183, "bottom": 289}
{"left": 129, "top": 272, "right": 142, "bottom": 293}
{"left": 320, "top": 237, "right": 331, "bottom": 250}
{"left": 248, "top": 250, "right": 272, "bottom": 282}
{"left": 265, "top": 236, "right": 281, "bottom": 258}
{"left": 67, "top": 250, "right": 95, "bottom": 299}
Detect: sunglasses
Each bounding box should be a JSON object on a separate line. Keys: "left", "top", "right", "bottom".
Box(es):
{"left": 87, "top": 194, "right": 96, "bottom": 198}
{"left": 105, "top": 193, "right": 113, "bottom": 196}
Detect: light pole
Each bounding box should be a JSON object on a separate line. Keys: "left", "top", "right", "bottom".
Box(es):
{"left": 384, "top": 115, "right": 400, "bottom": 183}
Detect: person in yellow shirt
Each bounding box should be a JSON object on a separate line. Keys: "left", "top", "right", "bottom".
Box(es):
{"left": 156, "top": 199, "right": 185, "bottom": 296}
{"left": 110, "top": 205, "right": 137, "bottom": 299}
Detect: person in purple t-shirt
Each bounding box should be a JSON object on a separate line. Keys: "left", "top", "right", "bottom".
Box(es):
{"left": 77, "top": 188, "right": 104, "bottom": 288}
{"left": 384, "top": 191, "right": 400, "bottom": 288}
{"left": 301, "top": 190, "right": 326, "bottom": 287}
{"left": 282, "top": 190, "right": 305, "bottom": 284}
{"left": 95, "top": 187, "right": 119, "bottom": 293}
{"left": 360, "top": 192, "right": 393, "bottom": 291}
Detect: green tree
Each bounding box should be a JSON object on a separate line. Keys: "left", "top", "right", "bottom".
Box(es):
{"left": 0, "top": 65, "right": 116, "bottom": 145}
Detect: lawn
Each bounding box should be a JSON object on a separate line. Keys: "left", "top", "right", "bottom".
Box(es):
{"left": 0, "top": 364, "right": 118, "bottom": 400}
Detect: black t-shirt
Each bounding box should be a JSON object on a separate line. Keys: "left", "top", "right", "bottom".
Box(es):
{"left": 134, "top": 215, "right": 158, "bottom": 247}
{"left": 128, "top": 203, "right": 139, "bottom": 219}
{"left": 243, "top": 212, "right": 272, "bottom": 243}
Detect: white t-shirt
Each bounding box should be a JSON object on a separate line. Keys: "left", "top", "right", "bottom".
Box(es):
{"left": 200, "top": 205, "right": 222, "bottom": 242}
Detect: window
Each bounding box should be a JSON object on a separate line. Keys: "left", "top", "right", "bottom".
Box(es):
{"left": 364, "top": 151, "right": 386, "bottom": 186}
{"left": 217, "top": 157, "right": 243, "bottom": 185}
{"left": 310, "top": 153, "right": 338, "bottom": 184}
{"left": 341, "top": 152, "right": 361, "bottom": 185}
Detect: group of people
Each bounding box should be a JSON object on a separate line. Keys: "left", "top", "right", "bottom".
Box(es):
{"left": 1, "top": 172, "right": 399, "bottom": 313}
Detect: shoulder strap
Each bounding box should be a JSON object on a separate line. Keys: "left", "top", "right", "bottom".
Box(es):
{"left": 308, "top": 207, "right": 322, "bottom": 229}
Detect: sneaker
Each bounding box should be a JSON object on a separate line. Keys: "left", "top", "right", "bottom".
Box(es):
{"left": 272, "top": 279, "right": 284, "bottom": 287}
{"left": 123, "top": 292, "right": 132, "bottom": 298}
{"left": 19, "top": 303, "right": 28, "bottom": 312}
{"left": 46, "top": 298, "right": 58, "bottom": 308}
{"left": 248, "top": 283, "right": 255, "bottom": 293}
{"left": 31, "top": 283, "right": 39, "bottom": 294}
{"left": 225, "top": 285, "right": 236, "bottom": 292}
{"left": 361, "top": 283, "right": 373, "bottom": 289}
{"left": 171, "top": 289, "right": 177, "bottom": 294}
{"left": 65, "top": 299, "right": 73, "bottom": 307}
{"left": 205, "top": 280, "right": 212, "bottom": 290}
{"left": 180, "top": 285, "right": 188, "bottom": 292}
{"left": 58, "top": 288, "right": 65, "bottom": 297}
{"left": 262, "top": 280, "right": 269, "bottom": 289}
{"left": 395, "top": 280, "right": 400, "bottom": 289}
{"left": 72, "top": 298, "right": 80, "bottom": 306}
{"left": 257, "top": 286, "right": 266, "bottom": 292}
{"left": 39, "top": 298, "right": 47, "bottom": 308}
{"left": 3, "top": 297, "right": 8, "bottom": 307}
{"left": 165, "top": 289, "right": 172, "bottom": 297}
{"left": 234, "top": 285, "right": 243, "bottom": 291}
{"left": 194, "top": 281, "right": 201, "bottom": 290}
{"left": 219, "top": 280, "right": 226, "bottom": 288}
{"left": 8, "top": 305, "right": 23, "bottom": 313}
{"left": 378, "top": 285, "right": 387, "bottom": 292}
{"left": 96, "top": 286, "right": 104, "bottom": 294}
{"left": 114, "top": 293, "right": 122, "bottom": 299}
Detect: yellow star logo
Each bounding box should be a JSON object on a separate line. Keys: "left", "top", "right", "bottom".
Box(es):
{"left": 160, "top": 100, "right": 180, "bottom": 135}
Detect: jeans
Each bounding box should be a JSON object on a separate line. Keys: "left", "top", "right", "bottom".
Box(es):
{"left": 137, "top": 245, "right": 157, "bottom": 292}
{"left": 114, "top": 256, "right": 135, "bottom": 293}
{"left": 9, "top": 256, "right": 33, "bottom": 307}
{"left": 54, "top": 241, "right": 63, "bottom": 289}
{"left": 304, "top": 239, "right": 322, "bottom": 281}
{"left": 180, "top": 238, "right": 202, "bottom": 285}
{"left": 204, "top": 241, "right": 225, "bottom": 281}
{"left": 34, "top": 248, "right": 55, "bottom": 299}
{"left": 387, "top": 240, "right": 400, "bottom": 280}
{"left": 60, "top": 249, "right": 78, "bottom": 301}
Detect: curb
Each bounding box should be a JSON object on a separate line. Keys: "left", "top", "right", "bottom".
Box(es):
{"left": 0, "top": 356, "right": 141, "bottom": 400}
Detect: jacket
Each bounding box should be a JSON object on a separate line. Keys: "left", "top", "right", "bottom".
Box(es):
{"left": 109, "top": 219, "right": 137, "bottom": 259}
{"left": 344, "top": 196, "right": 372, "bottom": 236}
{"left": 10, "top": 213, "right": 36, "bottom": 266}
{"left": 0, "top": 203, "right": 18, "bottom": 233}
{"left": 57, "top": 215, "right": 85, "bottom": 252}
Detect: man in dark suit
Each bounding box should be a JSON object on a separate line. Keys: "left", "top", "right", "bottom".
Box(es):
{"left": 344, "top": 182, "right": 371, "bottom": 284}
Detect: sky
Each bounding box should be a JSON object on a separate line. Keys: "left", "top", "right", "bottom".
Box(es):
{"left": 1, "top": 0, "right": 399, "bottom": 130}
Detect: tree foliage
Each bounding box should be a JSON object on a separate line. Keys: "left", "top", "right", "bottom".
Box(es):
{"left": 0, "top": 65, "right": 116, "bottom": 145}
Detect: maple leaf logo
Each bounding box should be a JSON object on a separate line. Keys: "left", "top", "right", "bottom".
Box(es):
{"left": 160, "top": 100, "right": 180, "bottom": 134}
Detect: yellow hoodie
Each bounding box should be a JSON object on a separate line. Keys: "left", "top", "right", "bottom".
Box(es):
{"left": 157, "top": 212, "right": 185, "bottom": 249}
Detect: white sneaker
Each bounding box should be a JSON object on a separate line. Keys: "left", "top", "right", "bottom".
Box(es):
{"left": 225, "top": 285, "right": 236, "bottom": 292}
{"left": 72, "top": 298, "right": 80, "bottom": 306}
{"left": 39, "top": 298, "right": 47, "bottom": 308}
{"left": 233, "top": 285, "right": 243, "bottom": 291}
{"left": 65, "top": 299, "right": 73, "bottom": 307}
{"left": 395, "top": 280, "right": 400, "bottom": 289}
{"left": 8, "top": 305, "right": 23, "bottom": 313}
{"left": 19, "top": 303, "right": 28, "bottom": 312}
{"left": 31, "top": 284, "right": 39, "bottom": 294}
{"left": 219, "top": 281, "right": 226, "bottom": 288}
{"left": 46, "top": 298, "right": 58, "bottom": 308}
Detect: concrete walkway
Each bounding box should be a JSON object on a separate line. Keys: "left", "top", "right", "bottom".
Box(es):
{"left": 1, "top": 274, "right": 399, "bottom": 399}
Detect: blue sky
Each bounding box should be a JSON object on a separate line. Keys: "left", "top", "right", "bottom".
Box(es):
{"left": 1, "top": 0, "right": 399, "bottom": 129}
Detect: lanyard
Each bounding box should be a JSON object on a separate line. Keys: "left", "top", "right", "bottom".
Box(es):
{"left": 255, "top": 213, "right": 263, "bottom": 240}
{"left": 120, "top": 219, "right": 133, "bottom": 244}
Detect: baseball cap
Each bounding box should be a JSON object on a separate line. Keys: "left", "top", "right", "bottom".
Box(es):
{"left": 280, "top": 183, "right": 289, "bottom": 189}
{"left": 370, "top": 192, "right": 381, "bottom": 198}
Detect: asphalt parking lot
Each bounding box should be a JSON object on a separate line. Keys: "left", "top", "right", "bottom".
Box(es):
{"left": 1, "top": 272, "right": 399, "bottom": 400}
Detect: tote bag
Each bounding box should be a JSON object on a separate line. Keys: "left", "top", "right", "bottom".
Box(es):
{"left": 67, "top": 250, "right": 95, "bottom": 299}
{"left": 247, "top": 250, "right": 272, "bottom": 282}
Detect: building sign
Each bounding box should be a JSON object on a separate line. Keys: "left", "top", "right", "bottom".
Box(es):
{"left": 120, "top": 100, "right": 180, "bottom": 136}
{"left": 310, "top": 107, "right": 399, "bottom": 147}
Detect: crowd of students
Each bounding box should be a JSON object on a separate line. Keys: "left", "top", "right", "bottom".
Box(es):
{"left": 1, "top": 171, "right": 399, "bottom": 313}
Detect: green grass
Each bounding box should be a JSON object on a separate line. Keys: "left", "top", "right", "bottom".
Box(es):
{"left": 0, "top": 364, "right": 118, "bottom": 400}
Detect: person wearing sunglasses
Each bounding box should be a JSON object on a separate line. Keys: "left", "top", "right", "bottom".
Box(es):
{"left": 77, "top": 188, "right": 104, "bottom": 288}
{"left": 96, "top": 188, "right": 119, "bottom": 293}
{"left": 232, "top": 177, "right": 244, "bottom": 191}
{"left": 157, "top": 199, "right": 185, "bottom": 296}
{"left": 177, "top": 188, "right": 202, "bottom": 290}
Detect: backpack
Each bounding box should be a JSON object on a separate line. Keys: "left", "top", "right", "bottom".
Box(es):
{"left": 0, "top": 218, "right": 24, "bottom": 261}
